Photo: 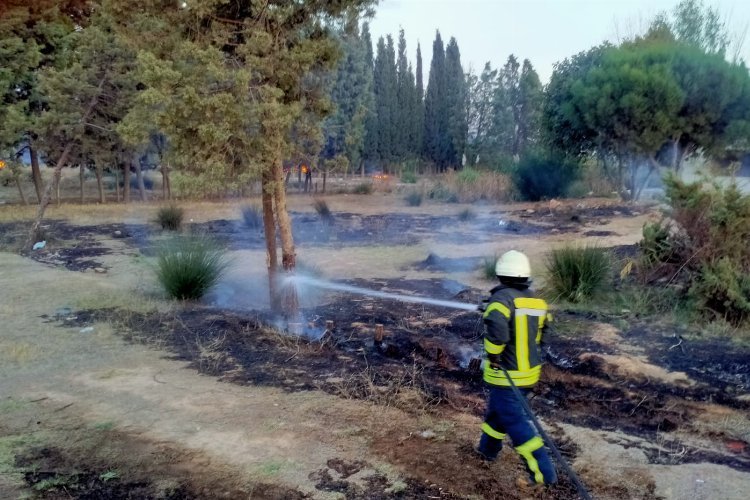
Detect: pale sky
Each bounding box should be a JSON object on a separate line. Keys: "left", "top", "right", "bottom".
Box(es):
{"left": 368, "top": 0, "right": 750, "bottom": 83}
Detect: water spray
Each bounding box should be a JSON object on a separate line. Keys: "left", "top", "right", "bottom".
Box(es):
{"left": 284, "top": 275, "right": 477, "bottom": 311}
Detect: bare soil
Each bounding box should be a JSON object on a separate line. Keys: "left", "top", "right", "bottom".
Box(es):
{"left": 2, "top": 194, "right": 749, "bottom": 500}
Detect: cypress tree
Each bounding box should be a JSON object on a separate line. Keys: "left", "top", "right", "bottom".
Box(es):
{"left": 395, "top": 29, "right": 410, "bottom": 162}
{"left": 415, "top": 43, "right": 424, "bottom": 160}
{"left": 424, "top": 31, "right": 446, "bottom": 169}
{"left": 373, "top": 35, "right": 397, "bottom": 165}
{"left": 362, "top": 22, "right": 377, "bottom": 165}
{"left": 444, "top": 37, "right": 467, "bottom": 168}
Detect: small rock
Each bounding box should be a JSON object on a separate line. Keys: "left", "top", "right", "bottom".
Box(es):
{"left": 32, "top": 240, "right": 46, "bottom": 250}
{"left": 525, "top": 209, "right": 535, "bottom": 214}
{"left": 551, "top": 228, "right": 560, "bottom": 233}
{"left": 419, "top": 430, "right": 436, "bottom": 439}
{"left": 94, "top": 267, "right": 107, "bottom": 274}
{"left": 79, "top": 327, "right": 95, "bottom": 334}
{"left": 548, "top": 199, "right": 562, "bottom": 210}
{"left": 613, "top": 210, "right": 622, "bottom": 216}
{"left": 113, "top": 230, "right": 123, "bottom": 238}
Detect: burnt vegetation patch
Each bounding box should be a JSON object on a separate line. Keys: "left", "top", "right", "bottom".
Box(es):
{"left": 51, "top": 277, "right": 750, "bottom": 475}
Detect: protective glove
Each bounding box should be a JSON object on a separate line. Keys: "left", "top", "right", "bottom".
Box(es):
{"left": 487, "top": 353, "right": 502, "bottom": 371}
{"left": 477, "top": 299, "right": 489, "bottom": 313}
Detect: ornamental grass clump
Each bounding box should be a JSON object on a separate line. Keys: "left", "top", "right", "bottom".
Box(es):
{"left": 156, "top": 236, "right": 229, "bottom": 300}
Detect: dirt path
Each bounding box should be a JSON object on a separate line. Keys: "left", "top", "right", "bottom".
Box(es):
{"left": 0, "top": 253, "right": 425, "bottom": 498}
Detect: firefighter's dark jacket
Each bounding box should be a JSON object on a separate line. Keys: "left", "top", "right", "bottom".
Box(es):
{"left": 483, "top": 284, "right": 551, "bottom": 387}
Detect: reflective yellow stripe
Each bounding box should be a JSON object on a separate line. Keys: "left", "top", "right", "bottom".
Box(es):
{"left": 515, "top": 436, "right": 545, "bottom": 484}
{"left": 537, "top": 315, "right": 544, "bottom": 343}
{"left": 515, "top": 297, "right": 548, "bottom": 310}
{"left": 516, "top": 313, "right": 529, "bottom": 371}
{"left": 483, "top": 302, "right": 510, "bottom": 319}
{"left": 481, "top": 422, "right": 506, "bottom": 440}
{"left": 483, "top": 365, "right": 541, "bottom": 387}
{"left": 484, "top": 338, "right": 505, "bottom": 355}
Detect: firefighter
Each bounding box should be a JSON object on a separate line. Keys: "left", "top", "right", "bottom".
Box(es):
{"left": 477, "top": 250, "right": 557, "bottom": 486}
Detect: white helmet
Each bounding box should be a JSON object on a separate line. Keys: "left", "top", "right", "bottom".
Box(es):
{"left": 495, "top": 250, "right": 531, "bottom": 278}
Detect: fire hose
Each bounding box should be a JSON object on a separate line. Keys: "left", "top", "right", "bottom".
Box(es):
{"left": 498, "top": 363, "right": 593, "bottom": 500}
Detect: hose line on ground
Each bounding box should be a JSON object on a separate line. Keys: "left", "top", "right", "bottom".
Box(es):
{"left": 500, "top": 366, "right": 593, "bottom": 500}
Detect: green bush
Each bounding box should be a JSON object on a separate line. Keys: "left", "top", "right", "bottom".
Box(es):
{"left": 241, "top": 204, "right": 263, "bottom": 229}
{"left": 638, "top": 177, "right": 750, "bottom": 325}
{"left": 482, "top": 255, "right": 499, "bottom": 280}
{"left": 546, "top": 245, "right": 611, "bottom": 302}
{"left": 401, "top": 170, "right": 417, "bottom": 184}
{"left": 514, "top": 152, "right": 579, "bottom": 201}
{"left": 428, "top": 183, "right": 459, "bottom": 203}
{"left": 456, "top": 167, "right": 481, "bottom": 184}
{"left": 156, "top": 236, "right": 229, "bottom": 300}
{"left": 156, "top": 204, "right": 184, "bottom": 231}
{"left": 352, "top": 182, "right": 373, "bottom": 195}
{"left": 313, "top": 199, "right": 333, "bottom": 223}
{"left": 404, "top": 190, "right": 423, "bottom": 206}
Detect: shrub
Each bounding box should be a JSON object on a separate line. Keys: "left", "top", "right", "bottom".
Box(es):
{"left": 458, "top": 208, "right": 475, "bottom": 221}
{"left": 456, "top": 167, "right": 481, "bottom": 184}
{"left": 241, "top": 204, "right": 263, "bottom": 229}
{"left": 156, "top": 204, "right": 184, "bottom": 230}
{"left": 128, "top": 174, "right": 154, "bottom": 190}
{"left": 514, "top": 152, "right": 579, "bottom": 201}
{"left": 401, "top": 170, "right": 417, "bottom": 184}
{"left": 156, "top": 236, "right": 229, "bottom": 300}
{"left": 427, "top": 183, "right": 459, "bottom": 203}
{"left": 352, "top": 182, "right": 373, "bottom": 195}
{"left": 640, "top": 176, "right": 750, "bottom": 325}
{"left": 312, "top": 198, "right": 333, "bottom": 223}
{"left": 482, "top": 255, "right": 499, "bottom": 280}
{"left": 404, "top": 190, "right": 423, "bottom": 207}
{"left": 546, "top": 245, "right": 611, "bottom": 302}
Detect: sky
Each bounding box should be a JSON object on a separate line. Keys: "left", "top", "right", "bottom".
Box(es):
{"left": 368, "top": 0, "right": 750, "bottom": 83}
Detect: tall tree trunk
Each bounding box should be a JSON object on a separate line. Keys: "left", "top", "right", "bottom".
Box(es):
{"left": 164, "top": 161, "right": 171, "bottom": 200}
{"left": 29, "top": 143, "right": 43, "bottom": 203}
{"left": 25, "top": 142, "right": 76, "bottom": 249}
{"left": 133, "top": 156, "right": 147, "bottom": 201}
{"left": 15, "top": 175, "right": 27, "bottom": 205}
{"left": 272, "top": 151, "right": 298, "bottom": 318}
{"left": 114, "top": 168, "right": 121, "bottom": 202}
{"left": 55, "top": 172, "right": 61, "bottom": 207}
{"left": 79, "top": 163, "right": 85, "bottom": 203}
{"left": 123, "top": 162, "right": 131, "bottom": 204}
{"left": 322, "top": 169, "right": 327, "bottom": 194}
{"left": 95, "top": 164, "right": 105, "bottom": 204}
{"left": 261, "top": 170, "right": 280, "bottom": 312}
{"left": 360, "top": 160, "right": 365, "bottom": 178}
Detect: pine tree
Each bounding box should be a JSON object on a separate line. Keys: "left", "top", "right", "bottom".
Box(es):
{"left": 444, "top": 37, "right": 467, "bottom": 168}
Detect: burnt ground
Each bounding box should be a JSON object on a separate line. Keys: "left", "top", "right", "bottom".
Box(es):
{"left": 0, "top": 203, "right": 641, "bottom": 271}
{"left": 46, "top": 276, "right": 750, "bottom": 499}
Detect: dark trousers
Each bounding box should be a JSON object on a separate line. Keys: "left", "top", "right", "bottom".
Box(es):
{"left": 478, "top": 385, "right": 557, "bottom": 484}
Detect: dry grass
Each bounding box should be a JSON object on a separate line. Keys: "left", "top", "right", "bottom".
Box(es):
{"left": 441, "top": 170, "right": 513, "bottom": 203}
{"left": 330, "top": 362, "right": 441, "bottom": 414}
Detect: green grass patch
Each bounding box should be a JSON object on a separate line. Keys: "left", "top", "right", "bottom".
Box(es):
{"left": 155, "top": 236, "right": 230, "bottom": 300}
{"left": 404, "top": 190, "right": 423, "bottom": 207}
{"left": 156, "top": 204, "right": 184, "bottom": 231}
{"left": 481, "top": 255, "right": 498, "bottom": 281}
{"left": 352, "top": 182, "right": 374, "bottom": 195}
{"left": 545, "top": 245, "right": 611, "bottom": 303}
{"left": 241, "top": 204, "right": 263, "bottom": 230}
